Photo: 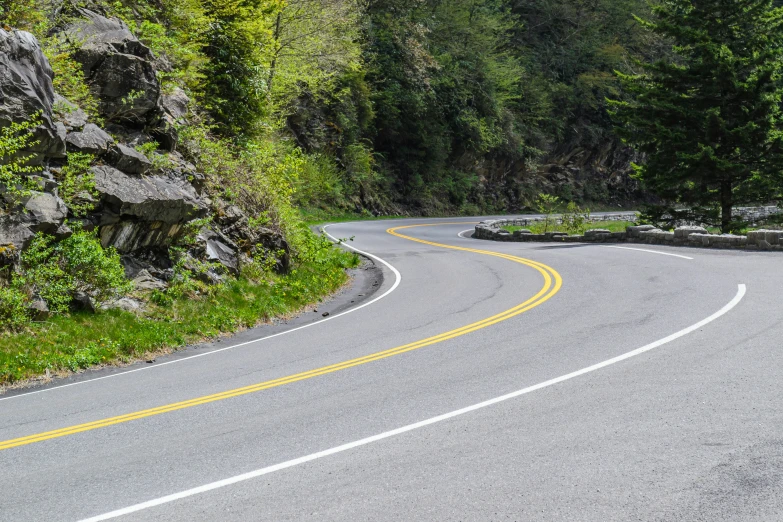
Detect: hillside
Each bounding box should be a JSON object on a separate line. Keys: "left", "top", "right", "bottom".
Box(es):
{"left": 3, "top": 0, "right": 657, "bottom": 216}
{"left": 2, "top": 0, "right": 781, "bottom": 379}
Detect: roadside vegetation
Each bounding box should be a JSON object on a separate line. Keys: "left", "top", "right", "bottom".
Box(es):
{"left": 2, "top": 0, "right": 783, "bottom": 384}
{"left": 0, "top": 236, "right": 357, "bottom": 385}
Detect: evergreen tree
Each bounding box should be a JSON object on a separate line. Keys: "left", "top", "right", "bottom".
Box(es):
{"left": 609, "top": 0, "right": 783, "bottom": 232}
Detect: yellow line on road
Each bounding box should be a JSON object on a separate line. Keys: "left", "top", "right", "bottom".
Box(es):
{"left": 0, "top": 223, "right": 561, "bottom": 451}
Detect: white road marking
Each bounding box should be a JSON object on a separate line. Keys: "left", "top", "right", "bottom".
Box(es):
{"left": 78, "top": 284, "right": 746, "bottom": 522}
{"left": 0, "top": 225, "right": 401, "bottom": 402}
{"left": 457, "top": 229, "right": 474, "bottom": 238}
{"left": 600, "top": 245, "right": 694, "bottom": 260}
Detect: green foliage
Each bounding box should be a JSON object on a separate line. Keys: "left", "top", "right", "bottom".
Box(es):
{"left": 134, "top": 141, "right": 172, "bottom": 170}
{"left": 0, "top": 246, "right": 356, "bottom": 383}
{"left": 560, "top": 202, "right": 591, "bottom": 235}
{"left": 293, "top": 153, "right": 344, "bottom": 207}
{"left": 0, "top": 114, "right": 41, "bottom": 204}
{"left": 200, "top": 0, "right": 275, "bottom": 136}
{"left": 503, "top": 219, "right": 634, "bottom": 234}
{"left": 14, "top": 227, "right": 132, "bottom": 315}
{"left": 609, "top": 0, "right": 783, "bottom": 232}
{"left": 0, "top": 0, "right": 49, "bottom": 33}
{"left": 41, "top": 37, "right": 101, "bottom": 120}
{"left": 56, "top": 152, "right": 97, "bottom": 217}
{"left": 0, "top": 286, "right": 30, "bottom": 332}
{"left": 535, "top": 193, "right": 561, "bottom": 233}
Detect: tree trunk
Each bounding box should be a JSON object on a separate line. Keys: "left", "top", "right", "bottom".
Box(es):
{"left": 267, "top": 12, "right": 283, "bottom": 93}
{"left": 720, "top": 178, "right": 732, "bottom": 233}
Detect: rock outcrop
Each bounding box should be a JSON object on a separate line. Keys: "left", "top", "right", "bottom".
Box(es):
{"left": 0, "top": 20, "right": 290, "bottom": 296}
{"left": 0, "top": 29, "right": 66, "bottom": 162}
{"left": 63, "top": 10, "right": 161, "bottom": 126}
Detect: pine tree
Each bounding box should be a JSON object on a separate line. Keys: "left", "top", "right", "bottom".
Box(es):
{"left": 609, "top": 0, "right": 783, "bottom": 232}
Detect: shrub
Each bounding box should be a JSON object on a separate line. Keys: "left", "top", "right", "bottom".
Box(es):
{"left": 56, "top": 152, "right": 97, "bottom": 216}
{"left": 560, "top": 201, "right": 591, "bottom": 235}
{"left": 0, "top": 114, "right": 41, "bottom": 204}
{"left": 15, "top": 227, "right": 132, "bottom": 314}
{"left": 535, "top": 193, "right": 561, "bottom": 234}
{"left": 42, "top": 38, "right": 101, "bottom": 120}
{"left": 0, "top": 286, "right": 31, "bottom": 332}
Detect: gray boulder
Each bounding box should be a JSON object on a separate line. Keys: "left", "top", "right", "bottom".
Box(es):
{"left": 0, "top": 29, "right": 66, "bottom": 162}
{"left": 0, "top": 217, "right": 34, "bottom": 249}
{"left": 206, "top": 238, "right": 238, "bottom": 274}
{"left": 101, "top": 296, "right": 144, "bottom": 312}
{"left": 29, "top": 297, "right": 50, "bottom": 320}
{"left": 92, "top": 165, "right": 206, "bottom": 252}
{"left": 64, "top": 9, "right": 161, "bottom": 125}
{"left": 131, "top": 269, "right": 167, "bottom": 290}
{"left": 626, "top": 224, "right": 656, "bottom": 238}
{"left": 674, "top": 225, "right": 708, "bottom": 240}
{"left": 161, "top": 87, "right": 189, "bottom": 120}
{"left": 107, "top": 143, "right": 151, "bottom": 174}
{"left": 65, "top": 123, "right": 114, "bottom": 154}
{"left": 72, "top": 291, "right": 96, "bottom": 313}
{"left": 584, "top": 229, "right": 612, "bottom": 238}
{"left": 20, "top": 191, "right": 68, "bottom": 233}
{"left": 92, "top": 165, "right": 205, "bottom": 223}
{"left": 53, "top": 94, "right": 89, "bottom": 130}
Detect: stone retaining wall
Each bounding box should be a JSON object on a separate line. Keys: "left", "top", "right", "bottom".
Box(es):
{"left": 474, "top": 220, "right": 783, "bottom": 251}
{"left": 496, "top": 212, "right": 638, "bottom": 228}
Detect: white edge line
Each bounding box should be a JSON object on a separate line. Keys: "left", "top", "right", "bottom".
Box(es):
{"left": 457, "top": 229, "right": 474, "bottom": 239}
{"left": 77, "top": 284, "right": 746, "bottom": 522}
{"left": 601, "top": 245, "right": 694, "bottom": 260}
{"left": 0, "top": 225, "right": 401, "bottom": 403}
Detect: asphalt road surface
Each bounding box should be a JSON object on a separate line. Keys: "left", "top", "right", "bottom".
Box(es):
{"left": 1, "top": 217, "right": 782, "bottom": 522}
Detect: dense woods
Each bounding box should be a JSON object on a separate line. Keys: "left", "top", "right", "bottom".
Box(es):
{"left": 1, "top": 0, "right": 668, "bottom": 215}
{"left": 1, "top": 0, "right": 782, "bottom": 372}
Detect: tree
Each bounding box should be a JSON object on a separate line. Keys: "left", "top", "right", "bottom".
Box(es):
{"left": 609, "top": 0, "right": 783, "bottom": 232}
{"left": 201, "top": 0, "right": 277, "bottom": 137}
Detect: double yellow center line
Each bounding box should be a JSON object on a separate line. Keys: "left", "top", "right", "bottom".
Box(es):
{"left": 0, "top": 223, "right": 561, "bottom": 451}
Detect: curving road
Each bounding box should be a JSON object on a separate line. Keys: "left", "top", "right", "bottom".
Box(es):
{"left": 1, "top": 217, "right": 782, "bottom": 521}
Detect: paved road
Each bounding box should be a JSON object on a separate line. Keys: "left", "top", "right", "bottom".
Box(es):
{"left": 1, "top": 217, "right": 782, "bottom": 521}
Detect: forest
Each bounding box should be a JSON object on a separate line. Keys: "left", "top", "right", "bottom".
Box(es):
{"left": 1, "top": 0, "right": 782, "bottom": 378}
{"left": 2, "top": 0, "right": 665, "bottom": 216}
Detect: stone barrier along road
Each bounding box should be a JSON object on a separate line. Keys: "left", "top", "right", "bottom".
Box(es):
{"left": 494, "top": 212, "right": 639, "bottom": 228}
{"left": 474, "top": 221, "right": 783, "bottom": 251}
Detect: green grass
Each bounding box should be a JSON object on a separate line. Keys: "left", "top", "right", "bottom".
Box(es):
{"left": 0, "top": 250, "right": 359, "bottom": 386}
{"left": 502, "top": 220, "right": 636, "bottom": 234}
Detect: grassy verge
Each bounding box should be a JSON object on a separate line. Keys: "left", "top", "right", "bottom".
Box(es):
{"left": 502, "top": 220, "right": 636, "bottom": 234}
{"left": 0, "top": 249, "right": 359, "bottom": 386}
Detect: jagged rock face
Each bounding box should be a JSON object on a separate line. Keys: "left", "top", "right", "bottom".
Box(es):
{"left": 0, "top": 217, "right": 35, "bottom": 249}
{"left": 0, "top": 29, "right": 66, "bottom": 162}
{"left": 1, "top": 22, "right": 292, "bottom": 287}
{"left": 161, "top": 88, "right": 190, "bottom": 120}
{"left": 54, "top": 94, "right": 89, "bottom": 131}
{"left": 65, "top": 123, "right": 115, "bottom": 154}
{"left": 92, "top": 166, "right": 205, "bottom": 223}
{"left": 106, "top": 144, "right": 151, "bottom": 174}
{"left": 21, "top": 192, "right": 69, "bottom": 234}
{"left": 92, "top": 165, "right": 207, "bottom": 253}
{"left": 64, "top": 9, "right": 161, "bottom": 126}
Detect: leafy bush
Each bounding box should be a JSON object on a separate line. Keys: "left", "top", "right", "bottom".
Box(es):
{"left": 0, "top": 114, "right": 41, "bottom": 204}
{"left": 42, "top": 37, "right": 101, "bottom": 120}
{"left": 535, "top": 193, "right": 561, "bottom": 233}
{"left": 56, "top": 152, "right": 97, "bottom": 216}
{"left": 14, "top": 227, "right": 132, "bottom": 315}
{"left": 0, "top": 286, "right": 31, "bottom": 332}
{"left": 560, "top": 202, "right": 591, "bottom": 235}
